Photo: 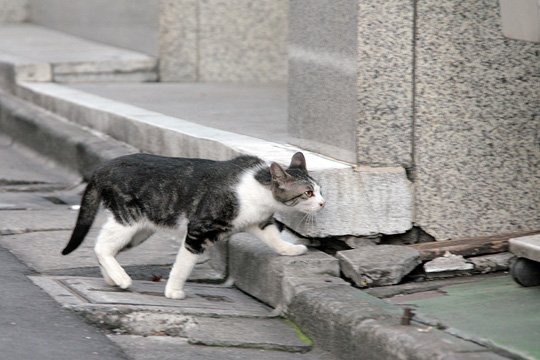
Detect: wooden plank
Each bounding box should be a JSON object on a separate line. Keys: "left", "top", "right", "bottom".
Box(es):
{"left": 408, "top": 230, "right": 540, "bottom": 261}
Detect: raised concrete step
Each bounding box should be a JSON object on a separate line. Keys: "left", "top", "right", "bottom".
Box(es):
{"left": 13, "top": 81, "right": 413, "bottom": 238}
{"left": 0, "top": 24, "right": 157, "bottom": 84}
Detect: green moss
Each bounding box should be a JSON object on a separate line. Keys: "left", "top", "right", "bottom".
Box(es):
{"left": 284, "top": 319, "right": 313, "bottom": 346}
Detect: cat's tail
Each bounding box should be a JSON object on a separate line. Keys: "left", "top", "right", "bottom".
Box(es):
{"left": 62, "top": 181, "right": 101, "bottom": 255}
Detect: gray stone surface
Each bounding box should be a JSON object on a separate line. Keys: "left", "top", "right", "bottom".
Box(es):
{"left": 159, "top": 0, "right": 287, "bottom": 83}
{"left": 414, "top": 0, "right": 540, "bottom": 240}
{"left": 288, "top": 0, "right": 358, "bottom": 163}
{"left": 0, "top": 226, "right": 182, "bottom": 272}
{"left": 288, "top": 0, "right": 413, "bottom": 166}
{"left": 0, "top": 209, "right": 79, "bottom": 235}
{"left": 110, "top": 336, "right": 336, "bottom": 360}
{"left": 0, "top": 24, "right": 157, "bottom": 82}
{"left": 16, "top": 81, "right": 413, "bottom": 237}
{"left": 356, "top": 0, "right": 414, "bottom": 167}
{"left": 424, "top": 253, "right": 474, "bottom": 277}
{"left": 0, "top": 0, "right": 26, "bottom": 23}
{"left": 336, "top": 245, "right": 421, "bottom": 287}
{"left": 0, "top": 133, "right": 80, "bottom": 186}
{"left": 188, "top": 317, "right": 311, "bottom": 352}
{"left": 0, "top": 89, "right": 137, "bottom": 180}
{"left": 229, "top": 234, "right": 339, "bottom": 308}
{"left": 470, "top": 253, "right": 515, "bottom": 274}
{"left": 28, "top": 0, "right": 160, "bottom": 56}
{"left": 159, "top": 0, "right": 198, "bottom": 82}
{"left": 71, "top": 82, "right": 288, "bottom": 143}
{"left": 288, "top": 285, "right": 493, "bottom": 360}
{"left": 198, "top": 0, "right": 288, "bottom": 83}
{"left": 509, "top": 234, "right": 540, "bottom": 262}
{"left": 32, "top": 276, "right": 273, "bottom": 318}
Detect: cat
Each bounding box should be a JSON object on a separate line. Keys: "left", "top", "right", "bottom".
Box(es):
{"left": 61, "top": 152, "right": 325, "bottom": 299}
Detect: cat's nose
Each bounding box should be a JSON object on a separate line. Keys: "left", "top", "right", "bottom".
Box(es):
{"left": 319, "top": 200, "right": 326, "bottom": 208}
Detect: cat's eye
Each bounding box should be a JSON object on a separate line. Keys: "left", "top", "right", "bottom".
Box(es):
{"left": 304, "top": 190, "right": 314, "bottom": 198}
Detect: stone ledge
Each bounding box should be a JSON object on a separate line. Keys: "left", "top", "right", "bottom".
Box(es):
{"left": 0, "top": 90, "right": 137, "bottom": 179}
{"left": 229, "top": 234, "right": 340, "bottom": 309}
{"left": 14, "top": 81, "right": 413, "bottom": 237}
{"left": 0, "top": 24, "right": 158, "bottom": 84}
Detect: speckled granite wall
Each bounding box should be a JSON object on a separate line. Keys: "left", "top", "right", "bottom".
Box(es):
{"left": 356, "top": 0, "right": 414, "bottom": 167}
{"left": 414, "top": 0, "right": 540, "bottom": 239}
{"left": 288, "top": 0, "right": 413, "bottom": 165}
{"left": 160, "top": 0, "right": 287, "bottom": 83}
{"left": 288, "top": 0, "right": 359, "bottom": 163}
{"left": 0, "top": 0, "right": 27, "bottom": 23}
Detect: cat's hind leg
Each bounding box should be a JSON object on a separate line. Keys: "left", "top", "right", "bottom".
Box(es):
{"left": 94, "top": 216, "right": 142, "bottom": 289}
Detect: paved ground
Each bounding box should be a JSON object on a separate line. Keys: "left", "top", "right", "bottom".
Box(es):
{"left": 0, "top": 133, "right": 334, "bottom": 359}
{"left": 386, "top": 275, "right": 540, "bottom": 360}
{"left": 70, "top": 82, "right": 288, "bottom": 143}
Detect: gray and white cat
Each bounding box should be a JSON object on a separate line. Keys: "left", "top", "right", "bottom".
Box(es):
{"left": 62, "top": 152, "right": 325, "bottom": 299}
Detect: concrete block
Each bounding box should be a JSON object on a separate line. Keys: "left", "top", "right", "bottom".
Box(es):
{"left": 470, "top": 252, "right": 515, "bottom": 274}
{"left": 414, "top": 0, "right": 540, "bottom": 240}
{"left": 229, "top": 234, "right": 339, "bottom": 308}
{"left": 424, "top": 252, "right": 474, "bottom": 278}
{"left": 336, "top": 245, "right": 421, "bottom": 287}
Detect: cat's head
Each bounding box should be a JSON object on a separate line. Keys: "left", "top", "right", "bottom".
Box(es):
{"left": 270, "top": 152, "right": 326, "bottom": 213}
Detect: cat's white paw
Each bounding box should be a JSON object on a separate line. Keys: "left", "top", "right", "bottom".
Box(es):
{"left": 279, "top": 244, "right": 308, "bottom": 256}
{"left": 116, "top": 276, "right": 132, "bottom": 289}
{"left": 165, "top": 288, "right": 186, "bottom": 300}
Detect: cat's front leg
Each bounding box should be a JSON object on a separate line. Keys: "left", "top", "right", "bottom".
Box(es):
{"left": 246, "top": 224, "right": 308, "bottom": 256}
{"left": 165, "top": 241, "right": 199, "bottom": 299}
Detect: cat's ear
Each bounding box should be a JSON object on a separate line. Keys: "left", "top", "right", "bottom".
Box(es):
{"left": 270, "top": 162, "right": 289, "bottom": 184}
{"left": 288, "top": 152, "right": 307, "bottom": 173}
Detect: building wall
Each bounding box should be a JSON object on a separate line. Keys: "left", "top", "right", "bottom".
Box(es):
{"left": 0, "top": 0, "right": 27, "bottom": 23}
{"left": 414, "top": 0, "right": 540, "bottom": 239}
{"left": 289, "top": 0, "right": 539, "bottom": 239}
{"left": 160, "top": 0, "right": 288, "bottom": 83}
{"left": 28, "top": 0, "right": 160, "bottom": 56}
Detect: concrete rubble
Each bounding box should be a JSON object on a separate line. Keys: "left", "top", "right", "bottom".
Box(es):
{"left": 424, "top": 251, "right": 474, "bottom": 278}
{"left": 336, "top": 245, "right": 421, "bottom": 287}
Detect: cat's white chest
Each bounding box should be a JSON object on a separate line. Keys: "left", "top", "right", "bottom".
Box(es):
{"left": 232, "top": 171, "right": 278, "bottom": 230}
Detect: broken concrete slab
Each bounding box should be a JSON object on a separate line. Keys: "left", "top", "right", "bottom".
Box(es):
{"left": 281, "top": 275, "right": 349, "bottom": 310}
{"left": 424, "top": 252, "right": 474, "bottom": 278}
{"left": 109, "top": 335, "right": 336, "bottom": 360}
{"left": 229, "top": 234, "right": 339, "bottom": 308}
{"left": 188, "top": 317, "right": 312, "bottom": 353}
{"left": 336, "top": 245, "right": 421, "bottom": 287}
{"left": 470, "top": 252, "right": 515, "bottom": 274}
{"left": 30, "top": 276, "right": 272, "bottom": 318}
